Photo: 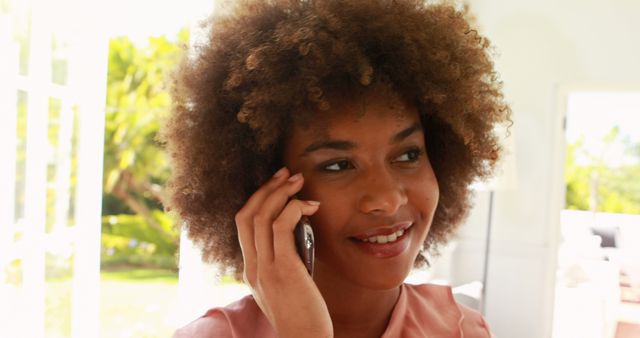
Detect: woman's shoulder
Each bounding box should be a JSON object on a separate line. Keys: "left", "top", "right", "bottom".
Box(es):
{"left": 173, "top": 295, "right": 276, "bottom": 338}
{"left": 457, "top": 302, "right": 493, "bottom": 338}
{"left": 383, "top": 283, "right": 492, "bottom": 338}
{"left": 173, "top": 312, "right": 227, "bottom": 338}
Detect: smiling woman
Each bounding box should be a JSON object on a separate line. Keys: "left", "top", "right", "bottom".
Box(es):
{"left": 281, "top": 92, "right": 439, "bottom": 293}
{"left": 161, "top": 0, "right": 510, "bottom": 337}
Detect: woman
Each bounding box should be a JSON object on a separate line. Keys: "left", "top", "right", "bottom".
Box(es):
{"left": 164, "top": 0, "right": 510, "bottom": 337}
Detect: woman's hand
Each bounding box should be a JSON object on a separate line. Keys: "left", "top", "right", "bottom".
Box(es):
{"left": 235, "top": 167, "right": 333, "bottom": 338}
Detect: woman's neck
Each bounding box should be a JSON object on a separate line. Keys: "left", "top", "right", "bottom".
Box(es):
{"left": 314, "top": 268, "right": 402, "bottom": 338}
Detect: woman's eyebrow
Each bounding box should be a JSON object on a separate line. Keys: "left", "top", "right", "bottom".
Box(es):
{"left": 302, "top": 140, "right": 355, "bottom": 156}
{"left": 301, "top": 122, "right": 422, "bottom": 156}
{"left": 391, "top": 122, "right": 422, "bottom": 144}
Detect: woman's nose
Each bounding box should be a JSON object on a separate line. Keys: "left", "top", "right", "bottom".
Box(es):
{"left": 356, "top": 168, "right": 408, "bottom": 215}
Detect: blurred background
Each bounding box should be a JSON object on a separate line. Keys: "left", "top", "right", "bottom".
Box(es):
{"left": 0, "top": 0, "right": 639, "bottom": 337}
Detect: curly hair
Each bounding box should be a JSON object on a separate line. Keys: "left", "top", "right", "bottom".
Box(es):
{"left": 161, "top": 0, "right": 510, "bottom": 278}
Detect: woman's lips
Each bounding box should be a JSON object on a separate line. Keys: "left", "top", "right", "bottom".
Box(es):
{"left": 350, "top": 225, "right": 412, "bottom": 258}
{"left": 351, "top": 222, "right": 413, "bottom": 240}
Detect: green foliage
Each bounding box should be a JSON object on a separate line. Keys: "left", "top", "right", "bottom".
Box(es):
{"left": 565, "top": 139, "right": 590, "bottom": 211}
{"left": 101, "top": 212, "right": 178, "bottom": 269}
{"left": 101, "top": 30, "right": 189, "bottom": 269}
{"left": 565, "top": 128, "right": 640, "bottom": 214}
{"left": 103, "top": 33, "right": 187, "bottom": 195}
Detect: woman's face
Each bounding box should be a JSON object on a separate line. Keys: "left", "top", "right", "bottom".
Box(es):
{"left": 282, "top": 94, "right": 439, "bottom": 290}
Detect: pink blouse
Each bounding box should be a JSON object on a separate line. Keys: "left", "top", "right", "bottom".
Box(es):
{"left": 174, "top": 283, "right": 492, "bottom": 337}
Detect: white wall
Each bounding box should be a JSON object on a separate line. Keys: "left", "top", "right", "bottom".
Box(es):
{"left": 452, "top": 1, "right": 640, "bottom": 337}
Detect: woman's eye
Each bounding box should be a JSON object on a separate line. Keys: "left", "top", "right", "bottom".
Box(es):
{"left": 395, "top": 148, "right": 422, "bottom": 162}
{"left": 322, "top": 160, "right": 353, "bottom": 172}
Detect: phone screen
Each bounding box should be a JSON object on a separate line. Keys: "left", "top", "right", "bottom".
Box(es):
{"left": 294, "top": 216, "right": 315, "bottom": 276}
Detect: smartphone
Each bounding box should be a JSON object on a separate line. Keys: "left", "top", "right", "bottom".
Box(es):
{"left": 294, "top": 215, "right": 315, "bottom": 276}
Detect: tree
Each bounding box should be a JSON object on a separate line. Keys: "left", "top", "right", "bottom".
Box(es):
{"left": 565, "top": 126, "right": 640, "bottom": 214}
{"left": 101, "top": 29, "right": 189, "bottom": 268}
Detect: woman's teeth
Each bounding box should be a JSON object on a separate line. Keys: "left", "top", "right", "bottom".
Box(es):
{"left": 362, "top": 229, "right": 405, "bottom": 244}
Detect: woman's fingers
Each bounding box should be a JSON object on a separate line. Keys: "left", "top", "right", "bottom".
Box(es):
{"left": 272, "top": 199, "right": 320, "bottom": 260}
{"left": 235, "top": 167, "right": 313, "bottom": 285}
{"left": 235, "top": 167, "right": 290, "bottom": 280}
{"left": 242, "top": 167, "right": 290, "bottom": 215}
{"left": 253, "top": 173, "right": 305, "bottom": 264}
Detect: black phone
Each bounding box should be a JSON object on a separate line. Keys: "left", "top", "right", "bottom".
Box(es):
{"left": 294, "top": 215, "right": 315, "bottom": 276}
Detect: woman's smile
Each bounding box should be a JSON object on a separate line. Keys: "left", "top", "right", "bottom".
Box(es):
{"left": 350, "top": 221, "right": 413, "bottom": 240}
{"left": 349, "top": 223, "right": 413, "bottom": 258}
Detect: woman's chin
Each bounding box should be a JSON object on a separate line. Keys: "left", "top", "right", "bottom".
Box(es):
{"left": 345, "top": 261, "right": 415, "bottom": 291}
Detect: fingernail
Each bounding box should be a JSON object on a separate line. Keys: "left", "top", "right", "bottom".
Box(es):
{"left": 288, "top": 173, "right": 302, "bottom": 182}
{"left": 306, "top": 200, "right": 320, "bottom": 206}
{"left": 273, "top": 167, "right": 288, "bottom": 178}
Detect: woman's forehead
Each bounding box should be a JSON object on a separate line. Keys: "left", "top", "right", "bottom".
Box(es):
{"left": 289, "top": 95, "right": 421, "bottom": 142}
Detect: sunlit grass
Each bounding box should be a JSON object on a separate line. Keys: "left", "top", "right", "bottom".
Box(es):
{"left": 45, "top": 268, "right": 178, "bottom": 338}
{"left": 100, "top": 267, "right": 178, "bottom": 283}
